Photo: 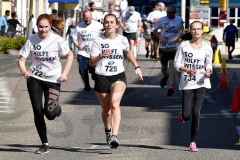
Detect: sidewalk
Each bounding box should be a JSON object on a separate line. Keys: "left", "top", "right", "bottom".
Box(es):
{"left": 0, "top": 54, "right": 19, "bottom": 74}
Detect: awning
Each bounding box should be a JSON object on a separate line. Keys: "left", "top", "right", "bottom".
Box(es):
{"left": 48, "top": 0, "right": 78, "bottom": 3}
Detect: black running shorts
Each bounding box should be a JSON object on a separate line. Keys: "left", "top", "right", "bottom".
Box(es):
{"left": 159, "top": 48, "right": 177, "bottom": 64}
{"left": 94, "top": 72, "right": 127, "bottom": 93}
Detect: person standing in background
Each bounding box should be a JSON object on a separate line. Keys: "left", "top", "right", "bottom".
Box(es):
{"left": 7, "top": 12, "right": 25, "bottom": 38}
{"left": 66, "top": 20, "right": 76, "bottom": 57}
{"left": 223, "top": 19, "right": 238, "bottom": 59}
{"left": 0, "top": 10, "right": 10, "bottom": 36}
{"left": 210, "top": 35, "right": 218, "bottom": 53}
{"left": 174, "top": 21, "right": 212, "bottom": 152}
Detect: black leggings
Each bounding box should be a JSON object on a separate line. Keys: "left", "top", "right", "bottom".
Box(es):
{"left": 182, "top": 87, "right": 206, "bottom": 142}
{"left": 27, "top": 77, "right": 60, "bottom": 144}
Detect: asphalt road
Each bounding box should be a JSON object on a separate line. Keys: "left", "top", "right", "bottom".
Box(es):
{"left": 0, "top": 52, "right": 239, "bottom": 159}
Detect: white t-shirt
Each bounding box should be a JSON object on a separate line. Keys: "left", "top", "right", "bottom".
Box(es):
{"left": 19, "top": 33, "right": 70, "bottom": 83}
{"left": 72, "top": 20, "right": 103, "bottom": 58}
{"left": 92, "top": 10, "right": 101, "bottom": 21}
{"left": 119, "top": 11, "right": 141, "bottom": 33}
{"left": 147, "top": 10, "right": 166, "bottom": 28}
{"left": 174, "top": 41, "right": 213, "bottom": 90}
{"left": 90, "top": 34, "right": 129, "bottom": 76}
{"left": 154, "top": 15, "right": 183, "bottom": 48}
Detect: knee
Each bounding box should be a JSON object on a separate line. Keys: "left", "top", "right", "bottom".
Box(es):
{"left": 111, "top": 103, "right": 120, "bottom": 111}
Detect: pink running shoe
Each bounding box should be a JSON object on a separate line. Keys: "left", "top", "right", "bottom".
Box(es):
{"left": 178, "top": 112, "right": 185, "bottom": 124}
{"left": 190, "top": 142, "right": 199, "bottom": 152}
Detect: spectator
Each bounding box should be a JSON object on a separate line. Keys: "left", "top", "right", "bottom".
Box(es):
{"left": 52, "top": 9, "right": 58, "bottom": 17}
{"left": 7, "top": 12, "right": 25, "bottom": 38}
{"left": 223, "top": 20, "right": 238, "bottom": 59}
{"left": 31, "top": 14, "right": 38, "bottom": 34}
{"left": 210, "top": 35, "right": 218, "bottom": 53}
{"left": 0, "top": 10, "right": 10, "bottom": 36}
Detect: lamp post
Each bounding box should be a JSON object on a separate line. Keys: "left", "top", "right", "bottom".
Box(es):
{"left": 26, "top": 0, "right": 33, "bottom": 39}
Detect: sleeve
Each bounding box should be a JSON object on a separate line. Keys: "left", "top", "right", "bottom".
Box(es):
{"left": 19, "top": 40, "right": 31, "bottom": 58}
{"left": 153, "top": 18, "right": 161, "bottom": 30}
{"left": 58, "top": 37, "right": 70, "bottom": 56}
{"left": 119, "top": 11, "right": 125, "bottom": 22}
{"left": 90, "top": 39, "right": 101, "bottom": 57}
{"left": 147, "top": 13, "right": 152, "bottom": 21}
{"left": 174, "top": 45, "right": 184, "bottom": 72}
{"left": 205, "top": 45, "right": 213, "bottom": 73}
{"left": 138, "top": 13, "right": 142, "bottom": 21}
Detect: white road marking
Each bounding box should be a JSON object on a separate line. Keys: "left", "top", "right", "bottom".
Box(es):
{"left": 0, "top": 79, "right": 16, "bottom": 113}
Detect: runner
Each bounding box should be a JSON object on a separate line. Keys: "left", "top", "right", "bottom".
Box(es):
{"left": 72, "top": 10, "right": 103, "bottom": 93}
{"left": 18, "top": 14, "right": 74, "bottom": 154}
{"left": 89, "top": 14, "right": 143, "bottom": 148}
{"left": 153, "top": 5, "right": 184, "bottom": 96}
{"left": 174, "top": 21, "right": 212, "bottom": 152}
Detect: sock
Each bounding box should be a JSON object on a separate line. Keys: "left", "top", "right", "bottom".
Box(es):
{"left": 105, "top": 128, "right": 111, "bottom": 133}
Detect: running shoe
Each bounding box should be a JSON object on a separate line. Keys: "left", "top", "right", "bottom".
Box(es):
{"left": 105, "top": 128, "right": 112, "bottom": 145}
{"left": 189, "top": 142, "right": 199, "bottom": 152}
{"left": 109, "top": 135, "right": 119, "bottom": 149}
{"left": 167, "top": 85, "right": 174, "bottom": 96}
{"left": 83, "top": 87, "right": 91, "bottom": 93}
{"left": 35, "top": 144, "right": 49, "bottom": 154}
{"left": 178, "top": 111, "right": 185, "bottom": 124}
{"left": 160, "top": 74, "right": 169, "bottom": 88}
{"left": 145, "top": 51, "right": 149, "bottom": 58}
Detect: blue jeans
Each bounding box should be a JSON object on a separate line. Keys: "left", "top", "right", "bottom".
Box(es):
{"left": 68, "top": 37, "right": 76, "bottom": 56}
{"left": 77, "top": 55, "right": 95, "bottom": 89}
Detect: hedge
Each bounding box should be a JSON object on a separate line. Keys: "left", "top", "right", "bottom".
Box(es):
{"left": 0, "top": 36, "right": 26, "bottom": 54}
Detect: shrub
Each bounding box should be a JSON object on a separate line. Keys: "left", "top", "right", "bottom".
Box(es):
{"left": 0, "top": 36, "right": 26, "bottom": 54}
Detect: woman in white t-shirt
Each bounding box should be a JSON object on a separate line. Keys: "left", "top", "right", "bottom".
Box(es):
{"left": 18, "top": 14, "right": 74, "bottom": 154}
{"left": 174, "top": 21, "right": 212, "bottom": 152}
{"left": 89, "top": 14, "right": 143, "bottom": 149}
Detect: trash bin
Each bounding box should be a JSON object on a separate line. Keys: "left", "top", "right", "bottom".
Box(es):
{"left": 203, "top": 20, "right": 210, "bottom": 33}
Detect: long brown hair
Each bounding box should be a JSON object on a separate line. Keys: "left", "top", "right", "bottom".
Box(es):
{"left": 50, "top": 14, "right": 64, "bottom": 35}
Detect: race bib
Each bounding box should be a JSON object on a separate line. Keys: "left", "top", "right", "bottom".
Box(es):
{"left": 83, "top": 45, "right": 91, "bottom": 53}
{"left": 30, "top": 64, "right": 49, "bottom": 78}
{"left": 146, "top": 29, "right": 151, "bottom": 35}
{"left": 101, "top": 60, "right": 119, "bottom": 75}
